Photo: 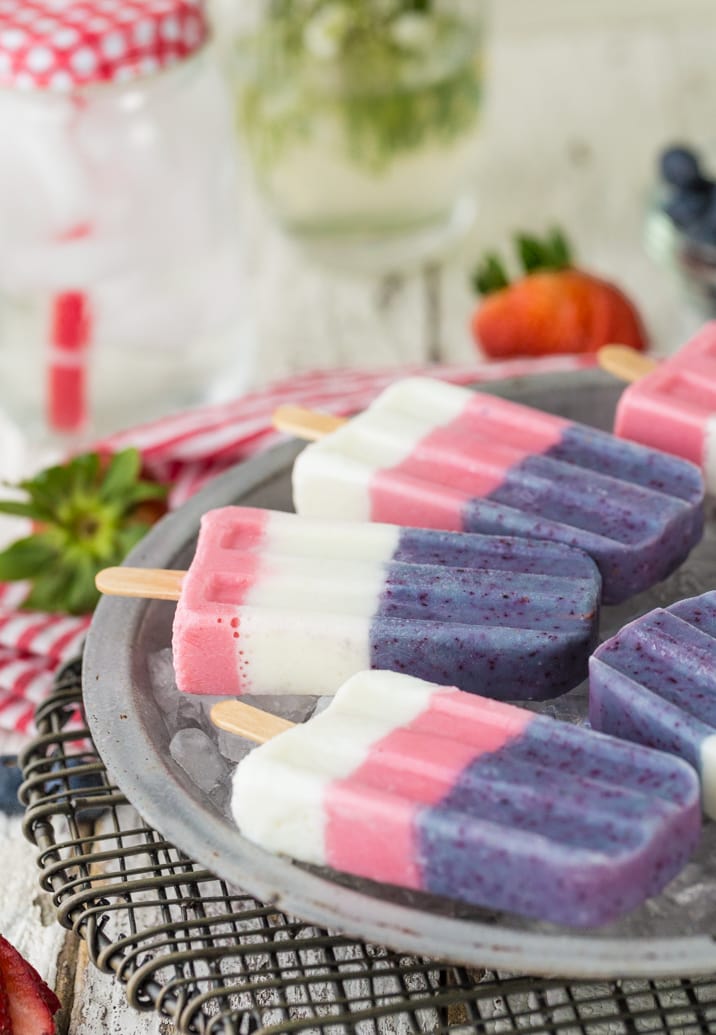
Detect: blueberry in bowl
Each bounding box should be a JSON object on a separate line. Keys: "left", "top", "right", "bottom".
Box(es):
{"left": 647, "top": 143, "right": 716, "bottom": 316}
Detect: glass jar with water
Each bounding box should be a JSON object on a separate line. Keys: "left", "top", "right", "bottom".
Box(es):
{"left": 218, "top": 0, "right": 485, "bottom": 269}
{"left": 0, "top": 0, "right": 249, "bottom": 442}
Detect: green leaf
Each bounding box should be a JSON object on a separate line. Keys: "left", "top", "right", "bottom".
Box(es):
{"left": 24, "top": 464, "right": 73, "bottom": 514}
{"left": 515, "top": 228, "right": 572, "bottom": 275}
{"left": 516, "top": 233, "right": 547, "bottom": 274}
{"left": 0, "top": 498, "right": 56, "bottom": 522}
{"left": 116, "top": 523, "right": 152, "bottom": 558}
{"left": 99, "top": 448, "right": 142, "bottom": 502}
{"left": 67, "top": 452, "right": 101, "bottom": 495}
{"left": 122, "top": 481, "right": 168, "bottom": 508}
{"left": 23, "top": 565, "right": 77, "bottom": 614}
{"left": 0, "top": 447, "right": 168, "bottom": 613}
{"left": 547, "top": 227, "right": 572, "bottom": 267}
{"left": 65, "top": 556, "right": 100, "bottom": 615}
{"left": 472, "top": 253, "right": 510, "bottom": 295}
{"left": 0, "top": 536, "right": 58, "bottom": 580}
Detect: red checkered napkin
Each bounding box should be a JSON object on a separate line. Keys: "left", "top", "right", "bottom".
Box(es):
{"left": 0, "top": 354, "right": 595, "bottom": 738}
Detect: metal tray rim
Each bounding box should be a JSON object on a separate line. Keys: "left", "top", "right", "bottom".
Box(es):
{"left": 83, "top": 370, "right": 716, "bottom": 979}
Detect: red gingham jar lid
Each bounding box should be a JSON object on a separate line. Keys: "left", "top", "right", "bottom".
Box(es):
{"left": 0, "top": 0, "right": 209, "bottom": 92}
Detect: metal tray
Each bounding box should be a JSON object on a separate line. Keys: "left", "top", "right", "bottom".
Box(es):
{"left": 83, "top": 369, "right": 716, "bottom": 980}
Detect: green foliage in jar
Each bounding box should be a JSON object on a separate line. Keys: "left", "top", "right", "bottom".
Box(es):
{"left": 236, "top": 0, "right": 483, "bottom": 175}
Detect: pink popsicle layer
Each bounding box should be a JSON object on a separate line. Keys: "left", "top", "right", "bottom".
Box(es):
{"left": 325, "top": 690, "right": 532, "bottom": 887}
{"left": 615, "top": 322, "right": 716, "bottom": 469}
{"left": 174, "top": 507, "right": 269, "bottom": 696}
{"left": 370, "top": 393, "right": 567, "bottom": 526}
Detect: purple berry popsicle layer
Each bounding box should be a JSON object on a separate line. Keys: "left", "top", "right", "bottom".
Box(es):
{"left": 371, "top": 526, "right": 601, "bottom": 700}
{"left": 590, "top": 591, "right": 716, "bottom": 817}
{"left": 232, "top": 671, "right": 702, "bottom": 928}
{"left": 292, "top": 378, "right": 706, "bottom": 605}
{"left": 174, "top": 507, "right": 601, "bottom": 701}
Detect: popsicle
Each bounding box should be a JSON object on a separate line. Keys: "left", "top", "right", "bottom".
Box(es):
{"left": 226, "top": 669, "right": 701, "bottom": 928}
{"left": 166, "top": 505, "right": 600, "bottom": 700}
{"left": 590, "top": 591, "right": 716, "bottom": 817}
{"left": 288, "top": 377, "right": 705, "bottom": 605}
{"left": 611, "top": 323, "right": 716, "bottom": 493}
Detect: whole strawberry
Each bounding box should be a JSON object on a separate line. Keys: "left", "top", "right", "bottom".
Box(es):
{"left": 470, "top": 230, "right": 648, "bottom": 358}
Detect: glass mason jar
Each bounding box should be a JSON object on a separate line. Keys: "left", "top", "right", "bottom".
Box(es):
{"left": 0, "top": 0, "right": 249, "bottom": 443}
{"left": 224, "top": 0, "right": 485, "bottom": 270}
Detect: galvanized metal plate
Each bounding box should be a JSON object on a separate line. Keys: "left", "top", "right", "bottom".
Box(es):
{"left": 83, "top": 369, "right": 716, "bottom": 979}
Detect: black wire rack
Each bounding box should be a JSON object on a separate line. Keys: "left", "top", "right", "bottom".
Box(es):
{"left": 17, "top": 659, "right": 716, "bottom": 1035}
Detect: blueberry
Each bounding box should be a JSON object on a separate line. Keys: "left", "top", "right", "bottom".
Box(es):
{"left": 660, "top": 145, "right": 708, "bottom": 189}
{"left": 46, "top": 755, "right": 107, "bottom": 822}
{"left": 0, "top": 755, "right": 23, "bottom": 815}
{"left": 664, "top": 186, "right": 713, "bottom": 230}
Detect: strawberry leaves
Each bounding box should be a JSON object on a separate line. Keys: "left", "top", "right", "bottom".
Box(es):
{"left": 472, "top": 253, "right": 510, "bottom": 295}
{"left": 0, "top": 448, "right": 167, "bottom": 615}
{"left": 473, "top": 227, "right": 573, "bottom": 295}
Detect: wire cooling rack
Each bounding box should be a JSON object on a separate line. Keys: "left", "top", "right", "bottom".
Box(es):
{"left": 17, "top": 659, "right": 716, "bottom": 1035}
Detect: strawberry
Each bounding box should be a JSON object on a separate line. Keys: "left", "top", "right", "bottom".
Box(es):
{"left": 470, "top": 229, "right": 648, "bottom": 358}
{"left": 0, "top": 936, "right": 61, "bottom": 1035}
{"left": 0, "top": 970, "right": 12, "bottom": 1035}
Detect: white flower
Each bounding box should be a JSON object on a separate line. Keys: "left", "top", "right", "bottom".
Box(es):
{"left": 303, "top": 3, "right": 351, "bottom": 61}
{"left": 390, "top": 12, "right": 434, "bottom": 51}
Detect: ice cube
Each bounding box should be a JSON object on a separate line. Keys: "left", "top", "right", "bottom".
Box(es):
{"left": 169, "top": 727, "right": 230, "bottom": 794}
{"left": 217, "top": 728, "right": 253, "bottom": 764}
{"left": 147, "top": 647, "right": 182, "bottom": 728}
{"left": 240, "top": 694, "right": 319, "bottom": 724}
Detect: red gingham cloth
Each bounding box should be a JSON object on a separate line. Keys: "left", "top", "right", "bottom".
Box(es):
{"left": 0, "top": 0, "right": 207, "bottom": 93}
{"left": 0, "top": 353, "right": 595, "bottom": 738}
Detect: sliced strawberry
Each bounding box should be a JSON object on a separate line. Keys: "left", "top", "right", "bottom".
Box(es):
{"left": 0, "top": 969, "right": 12, "bottom": 1035}
{"left": 0, "top": 937, "right": 60, "bottom": 1035}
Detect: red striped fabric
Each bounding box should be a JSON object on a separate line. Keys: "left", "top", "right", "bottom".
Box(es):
{"left": 0, "top": 354, "right": 595, "bottom": 738}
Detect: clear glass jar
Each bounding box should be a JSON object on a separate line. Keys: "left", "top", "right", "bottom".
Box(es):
{"left": 225, "top": 0, "right": 485, "bottom": 270}
{"left": 0, "top": 1, "right": 250, "bottom": 443}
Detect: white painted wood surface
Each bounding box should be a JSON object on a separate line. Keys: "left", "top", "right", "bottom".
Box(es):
{"left": 3, "top": 5, "right": 716, "bottom": 1032}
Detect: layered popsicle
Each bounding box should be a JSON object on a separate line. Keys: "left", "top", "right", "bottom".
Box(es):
{"left": 614, "top": 322, "right": 716, "bottom": 493}
{"left": 231, "top": 669, "right": 701, "bottom": 928}
{"left": 291, "top": 377, "right": 704, "bottom": 603}
{"left": 173, "top": 506, "right": 601, "bottom": 700}
{"left": 590, "top": 591, "right": 716, "bottom": 817}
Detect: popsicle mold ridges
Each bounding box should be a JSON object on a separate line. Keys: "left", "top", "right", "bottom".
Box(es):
{"left": 292, "top": 377, "right": 705, "bottom": 604}
{"left": 231, "top": 670, "right": 701, "bottom": 928}
{"left": 590, "top": 591, "right": 716, "bottom": 817}
{"left": 172, "top": 506, "right": 601, "bottom": 700}
{"left": 614, "top": 322, "right": 716, "bottom": 492}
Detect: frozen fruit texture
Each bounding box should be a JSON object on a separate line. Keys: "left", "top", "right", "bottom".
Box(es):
{"left": 232, "top": 670, "right": 701, "bottom": 928}
{"left": 590, "top": 590, "right": 716, "bottom": 818}
{"left": 293, "top": 377, "right": 704, "bottom": 603}
{"left": 173, "top": 506, "right": 601, "bottom": 701}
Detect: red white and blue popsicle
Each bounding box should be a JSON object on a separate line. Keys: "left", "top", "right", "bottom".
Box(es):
{"left": 590, "top": 591, "right": 716, "bottom": 818}
{"left": 172, "top": 506, "right": 601, "bottom": 701}
{"left": 229, "top": 670, "right": 701, "bottom": 928}
{"left": 290, "top": 377, "right": 705, "bottom": 604}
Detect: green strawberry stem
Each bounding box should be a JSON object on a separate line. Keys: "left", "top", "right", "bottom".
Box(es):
{"left": 0, "top": 448, "right": 167, "bottom": 615}
{"left": 472, "top": 227, "right": 573, "bottom": 295}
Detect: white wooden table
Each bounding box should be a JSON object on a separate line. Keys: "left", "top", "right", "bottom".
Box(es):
{"left": 3, "top": 3, "right": 716, "bottom": 1031}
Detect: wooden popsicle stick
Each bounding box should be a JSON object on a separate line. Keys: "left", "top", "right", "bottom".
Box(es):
{"left": 597, "top": 345, "right": 658, "bottom": 384}
{"left": 210, "top": 699, "right": 294, "bottom": 743}
{"left": 273, "top": 404, "right": 347, "bottom": 441}
{"left": 95, "top": 566, "right": 185, "bottom": 600}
